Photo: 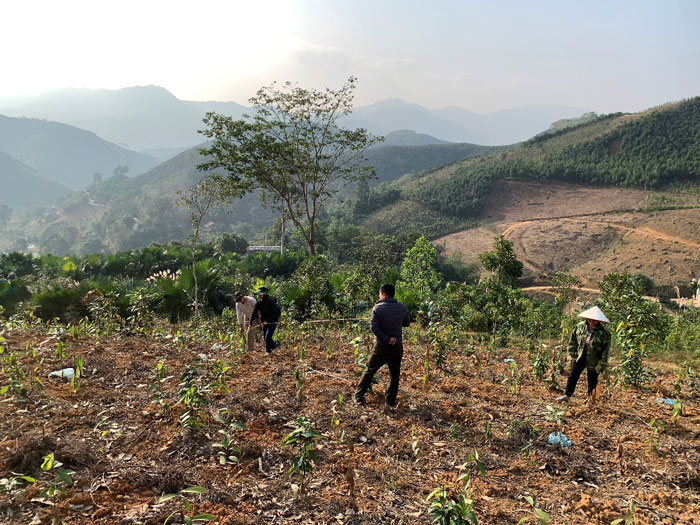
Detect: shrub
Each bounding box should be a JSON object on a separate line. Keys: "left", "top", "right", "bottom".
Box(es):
{"left": 0, "top": 279, "right": 31, "bottom": 316}
{"left": 33, "top": 285, "right": 88, "bottom": 321}
{"left": 239, "top": 250, "right": 306, "bottom": 279}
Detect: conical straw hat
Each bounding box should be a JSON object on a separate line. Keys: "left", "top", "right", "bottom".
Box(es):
{"left": 578, "top": 306, "right": 609, "bottom": 323}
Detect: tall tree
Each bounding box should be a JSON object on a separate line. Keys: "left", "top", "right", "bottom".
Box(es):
{"left": 177, "top": 175, "right": 239, "bottom": 316}
{"left": 197, "top": 76, "right": 380, "bottom": 254}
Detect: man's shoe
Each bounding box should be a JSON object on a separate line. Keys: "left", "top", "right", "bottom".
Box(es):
{"left": 383, "top": 403, "right": 398, "bottom": 415}
{"left": 557, "top": 395, "right": 569, "bottom": 403}
{"left": 353, "top": 396, "right": 365, "bottom": 406}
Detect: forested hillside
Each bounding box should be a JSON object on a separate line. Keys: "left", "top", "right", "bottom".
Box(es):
{"left": 3, "top": 138, "right": 494, "bottom": 255}
{"left": 0, "top": 152, "right": 71, "bottom": 208}
{"left": 0, "top": 115, "right": 158, "bottom": 190}
{"left": 359, "top": 97, "right": 700, "bottom": 237}
{"left": 363, "top": 141, "right": 504, "bottom": 186}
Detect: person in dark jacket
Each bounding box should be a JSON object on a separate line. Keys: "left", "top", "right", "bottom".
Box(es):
{"left": 557, "top": 306, "right": 611, "bottom": 403}
{"left": 353, "top": 283, "right": 411, "bottom": 408}
{"left": 249, "top": 286, "right": 281, "bottom": 354}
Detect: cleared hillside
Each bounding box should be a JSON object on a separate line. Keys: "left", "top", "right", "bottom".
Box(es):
{"left": 362, "top": 97, "right": 700, "bottom": 238}
{"left": 437, "top": 180, "right": 700, "bottom": 289}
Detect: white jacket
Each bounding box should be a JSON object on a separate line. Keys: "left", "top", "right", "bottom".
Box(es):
{"left": 235, "top": 296, "right": 256, "bottom": 326}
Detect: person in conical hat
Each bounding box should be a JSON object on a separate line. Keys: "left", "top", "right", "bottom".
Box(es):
{"left": 557, "top": 306, "right": 611, "bottom": 403}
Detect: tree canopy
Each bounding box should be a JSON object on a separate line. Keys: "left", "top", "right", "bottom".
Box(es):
{"left": 479, "top": 235, "right": 523, "bottom": 287}
{"left": 197, "top": 76, "right": 381, "bottom": 254}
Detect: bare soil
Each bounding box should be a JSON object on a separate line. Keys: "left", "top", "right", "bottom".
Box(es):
{"left": 436, "top": 180, "right": 700, "bottom": 288}
{"left": 1, "top": 325, "right": 699, "bottom": 524}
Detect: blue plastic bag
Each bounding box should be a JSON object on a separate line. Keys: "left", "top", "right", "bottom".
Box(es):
{"left": 548, "top": 431, "right": 572, "bottom": 448}
{"left": 656, "top": 397, "right": 675, "bottom": 406}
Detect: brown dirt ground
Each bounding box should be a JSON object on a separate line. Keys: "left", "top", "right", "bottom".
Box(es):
{"left": 1, "top": 323, "right": 699, "bottom": 524}
{"left": 435, "top": 181, "right": 700, "bottom": 288}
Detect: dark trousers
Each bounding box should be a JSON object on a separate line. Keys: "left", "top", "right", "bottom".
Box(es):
{"left": 354, "top": 342, "right": 403, "bottom": 406}
{"left": 565, "top": 351, "right": 599, "bottom": 397}
{"left": 262, "top": 323, "right": 277, "bottom": 353}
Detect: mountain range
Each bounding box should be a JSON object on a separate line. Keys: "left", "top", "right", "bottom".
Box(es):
{"left": 0, "top": 86, "right": 589, "bottom": 152}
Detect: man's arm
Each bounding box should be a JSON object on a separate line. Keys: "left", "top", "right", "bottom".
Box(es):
{"left": 402, "top": 307, "right": 411, "bottom": 327}
{"left": 249, "top": 303, "right": 260, "bottom": 327}
{"left": 235, "top": 302, "right": 244, "bottom": 327}
{"left": 370, "top": 307, "right": 389, "bottom": 344}
{"left": 567, "top": 324, "right": 579, "bottom": 360}
{"left": 595, "top": 332, "right": 611, "bottom": 374}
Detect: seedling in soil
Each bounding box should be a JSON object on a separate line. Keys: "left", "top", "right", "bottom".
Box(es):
{"left": 70, "top": 356, "right": 84, "bottom": 392}
{"left": 502, "top": 359, "right": 523, "bottom": 394}
{"left": 645, "top": 418, "right": 665, "bottom": 453}
{"left": 611, "top": 499, "right": 637, "bottom": 525}
{"left": 330, "top": 395, "right": 344, "bottom": 438}
{"left": 410, "top": 426, "right": 422, "bottom": 461}
{"left": 282, "top": 416, "right": 326, "bottom": 495}
{"left": 54, "top": 340, "right": 68, "bottom": 360}
{"left": 0, "top": 473, "right": 35, "bottom": 493}
{"left": 483, "top": 421, "right": 492, "bottom": 444}
{"left": 39, "top": 453, "right": 75, "bottom": 508}
{"left": 148, "top": 361, "right": 172, "bottom": 418}
{"left": 1, "top": 348, "right": 28, "bottom": 398}
{"left": 423, "top": 344, "right": 431, "bottom": 383}
{"left": 212, "top": 429, "right": 242, "bottom": 465}
{"left": 671, "top": 398, "right": 682, "bottom": 426}
{"left": 449, "top": 423, "right": 465, "bottom": 441}
{"left": 158, "top": 486, "right": 215, "bottom": 525}
{"left": 528, "top": 341, "right": 549, "bottom": 380}
{"left": 294, "top": 367, "right": 305, "bottom": 401}
{"left": 507, "top": 417, "right": 539, "bottom": 458}
{"left": 426, "top": 467, "right": 479, "bottom": 525}
{"left": 177, "top": 367, "right": 209, "bottom": 433}
{"left": 544, "top": 405, "right": 567, "bottom": 429}
{"left": 212, "top": 418, "right": 247, "bottom": 465}
{"left": 517, "top": 495, "right": 551, "bottom": 524}
{"left": 208, "top": 359, "right": 232, "bottom": 394}
{"left": 462, "top": 450, "right": 486, "bottom": 476}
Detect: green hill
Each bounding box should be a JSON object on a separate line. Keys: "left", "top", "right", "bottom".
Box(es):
{"left": 0, "top": 151, "right": 71, "bottom": 208}
{"left": 364, "top": 141, "right": 504, "bottom": 186}
{"left": 360, "top": 97, "right": 700, "bottom": 237}
{"left": 0, "top": 114, "right": 157, "bottom": 189}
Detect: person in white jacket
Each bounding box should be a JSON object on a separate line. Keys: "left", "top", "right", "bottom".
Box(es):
{"left": 234, "top": 291, "right": 258, "bottom": 351}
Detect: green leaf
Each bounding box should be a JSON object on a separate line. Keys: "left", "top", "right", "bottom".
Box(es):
{"left": 41, "top": 454, "right": 55, "bottom": 472}
{"left": 192, "top": 514, "right": 217, "bottom": 521}
{"left": 426, "top": 487, "right": 443, "bottom": 501}
{"left": 158, "top": 493, "right": 178, "bottom": 503}
{"left": 523, "top": 495, "right": 534, "bottom": 506}
{"left": 534, "top": 508, "right": 551, "bottom": 524}
{"left": 181, "top": 486, "right": 206, "bottom": 494}
{"left": 56, "top": 469, "right": 74, "bottom": 486}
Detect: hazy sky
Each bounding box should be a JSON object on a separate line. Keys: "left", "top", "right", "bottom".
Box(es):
{"left": 3, "top": 0, "right": 699, "bottom": 113}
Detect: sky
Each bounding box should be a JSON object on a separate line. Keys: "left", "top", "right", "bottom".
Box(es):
{"left": 2, "top": 0, "right": 699, "bottom": 113}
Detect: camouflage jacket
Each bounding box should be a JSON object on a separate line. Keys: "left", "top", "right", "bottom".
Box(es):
{"left": 568, "top": 321, "right": 611, "bottom": 373}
